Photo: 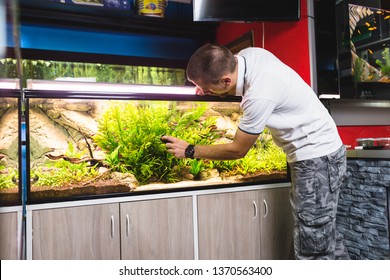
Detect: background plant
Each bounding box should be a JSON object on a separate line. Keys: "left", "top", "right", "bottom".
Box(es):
{"left": 353, "top": 57, "right": 365, "bottom": 84}
{"left": 376, "top": 48, "right": 390, "bottom": 76}
{"left": 0, "top": 58, "right": 186, "bottom": 85}
{"left": 207, "top": 129, "right": 286, "bottom": 177}
{"left": 32, "top": 142, "right": 99, "bottom": 187}
{"left": 0, "top": 165, "right": 18, "bottom": 189}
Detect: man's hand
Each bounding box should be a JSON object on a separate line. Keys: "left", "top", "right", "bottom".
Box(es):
{"left": 161, "top": 135, "right": 190, "bottom": 159}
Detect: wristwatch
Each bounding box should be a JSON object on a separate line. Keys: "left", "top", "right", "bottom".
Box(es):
{"left": 184, "top": 144, "right": 195, "bottom": 159}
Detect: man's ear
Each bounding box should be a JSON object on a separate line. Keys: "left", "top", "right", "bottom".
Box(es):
{"left": 221, "top": 75, "right": 231, "bottom": 86}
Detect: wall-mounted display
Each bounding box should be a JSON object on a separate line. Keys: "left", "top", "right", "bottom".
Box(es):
{"left": 193, "top": 0, "right": 300, "bottom": 22}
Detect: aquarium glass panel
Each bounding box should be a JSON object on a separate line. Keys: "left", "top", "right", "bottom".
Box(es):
{"left": 27, "top": 98, "right": 288, "bottom": 202}
{"left": 0, "top": 95, "right": 20, "bottom": 206}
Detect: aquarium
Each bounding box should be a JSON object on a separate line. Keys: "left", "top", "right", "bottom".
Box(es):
{"left": 0, "top": 79, "right": 21, "bottom": 206}
{"left": 25, "top": 80, "right": 288, "bottom": 203}
{"left": 337, "top": 1, "right": 390, "bottom": 100}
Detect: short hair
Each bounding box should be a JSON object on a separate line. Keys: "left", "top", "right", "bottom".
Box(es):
{"left": 186, "top": 43, "right": 236, "bottom": 85}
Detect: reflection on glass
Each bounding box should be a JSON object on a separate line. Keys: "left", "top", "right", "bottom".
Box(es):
{"left": 348, "top": 4, "right": 390, "bottom": 99}
{"left": 0, "top": 59, "right": 186, "bottom": 86}
{"left": 0, "top": 97, "right": 19, "bottom": 205}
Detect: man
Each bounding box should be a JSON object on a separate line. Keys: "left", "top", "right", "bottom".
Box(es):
{"left": 161, "top": 43, "right": 349, "bottom": 260}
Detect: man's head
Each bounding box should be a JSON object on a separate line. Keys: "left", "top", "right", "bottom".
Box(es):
{"left": 186, "top": 43, "right": 237, "bottom": 97}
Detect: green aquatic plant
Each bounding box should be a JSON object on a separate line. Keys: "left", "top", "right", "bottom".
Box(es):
{"left": 353, "top": 57, "right": 365, "bottom": 83}
{"left": 189, "top": 159, "right": 204, "bottom": 178}
{"left": 93, "top": 101, "right": 286, "bottom": 185}
{"left": 32, "top": 142, "right": 99, "bottom": 187}
{"left": 93, "top": 101, "right": 174, "bottom": 184}
{"left": 93, "top": 102, "right": 223, "bottom": 184}
{"left": 376, "top": 48, "right": 390, "bottom": 76}
{"left": 208, "top": 129, "right": 286, "bottom": 177}
{"left": 0, "top": 165, "right": 18, "bottom": 189}
{"left": 103, "top": 145, "right": 124, "bottom": 172}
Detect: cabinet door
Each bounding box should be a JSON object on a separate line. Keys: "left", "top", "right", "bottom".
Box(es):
{"left": 259, "top": 187, "right": 294, "bottom": 259}
{"left": 120, "top": 197, "right": 194, "bottom": 260}
{"left": 32, "top": 204, "right": 120, "bottom": 260}
{"left": 198, "top": 191, "right": 261, "bottom": 260}
{"left": 0, "top": 212, "right": 19, "bottom": 260}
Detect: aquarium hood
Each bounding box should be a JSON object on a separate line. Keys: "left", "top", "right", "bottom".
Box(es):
{"left": 25, "top": 79, "right": 198, "bottom": 100}
{"left": 0, "top": 78, "right": 20, "bottom": 89}
{"left": 26, "top": 79, "right": 196, "bottom": 94}
{"left": 25, "top": 79, "right": 242, "bottom": 102}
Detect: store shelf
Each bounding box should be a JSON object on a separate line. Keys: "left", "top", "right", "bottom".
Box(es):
{"left": 18, "top": 0, "right": 217, "bottom": 40}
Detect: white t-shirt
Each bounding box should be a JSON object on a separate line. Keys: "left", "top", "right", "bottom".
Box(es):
{"left": 236, "top": 48, "right": 342, "bottom": 163}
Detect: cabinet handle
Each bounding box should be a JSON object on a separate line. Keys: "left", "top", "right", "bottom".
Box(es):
{"left": 263, "top": 199, "right": 268, "bottom": 218}
{"left": 253, "top": 200, "right": 258, "bottom": 220}
{"left": 111, "top": 215, "right": 115, "bottom": 239}
{"left": 126, "top": 214, "right": 130, "bottom": 238}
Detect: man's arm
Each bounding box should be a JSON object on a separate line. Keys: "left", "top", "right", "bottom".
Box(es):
{"left": 162, "top": 129, "right": 259, "bottom": 160}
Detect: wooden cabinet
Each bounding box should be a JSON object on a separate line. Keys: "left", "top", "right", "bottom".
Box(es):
{"left": 31, "top": 196, "right": 194, "bottom": 260}
{"left": 198, "top": 190, "right": 261, "bottom": 259}
{"left": 32, "top": 203, "right": 120, "bottom": 260}
{"left": 29, "top": 186, "right": 291, "bottom": 260}
{"left": 259, "top": 188, "right": 294, "bottom": 259}
{"left": 0, "top": 212, "right": 20, "bottom": 260}
{"left": 120, "top": 197, "right": 194, "bottom": 260}
{"left": 197, "top": 187, "right": 293, "bottom": 260}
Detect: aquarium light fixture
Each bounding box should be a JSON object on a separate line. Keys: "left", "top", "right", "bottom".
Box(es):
{"left": 0, "top": 78, "right": 20, "bottom": 89}
{"left": 319, "top": 94, "right": 340, "bottom": 99}
{"left": 26, "top": 79, "right": 196, "bottom": 95}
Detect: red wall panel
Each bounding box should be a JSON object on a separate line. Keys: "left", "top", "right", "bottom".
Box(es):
{"left": 337, "top": 126, "right": 390, "bottom": 148}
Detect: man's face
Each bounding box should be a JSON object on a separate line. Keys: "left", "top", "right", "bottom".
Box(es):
{"left": 191, "top": 80, "right": 232, "bottom": 98}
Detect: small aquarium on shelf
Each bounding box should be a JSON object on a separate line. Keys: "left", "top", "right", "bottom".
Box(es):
{"left": 0, "top": 79, "right": 21, "bottom": 206}
{"left": 25, "top": 80, "right": 288, "bottom": 203}
{"left": 337, "top": 1, "right": 390, "bottom": 100}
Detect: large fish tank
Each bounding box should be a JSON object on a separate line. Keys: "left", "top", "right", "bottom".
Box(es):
{"left": 337, "top": 2, "right": 390, "bottom": 100}
{"left": 24, "top": 79, "right": 288, "bottom": 203}
{"left": 0, "top": 79, "right": 21, "bottom": 206}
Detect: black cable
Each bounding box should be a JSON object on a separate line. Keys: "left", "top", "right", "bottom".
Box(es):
{"left": 300, "top": 14, "right": 315, "bottom": 20}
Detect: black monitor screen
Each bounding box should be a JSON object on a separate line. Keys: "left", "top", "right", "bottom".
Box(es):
{"left": 193, "top": 0, "right": 300, "bottom": 22}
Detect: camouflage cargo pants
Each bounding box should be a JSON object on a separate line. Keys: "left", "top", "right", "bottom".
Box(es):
{"left": 288, "top": 145, "right": 350, "bottom": 260}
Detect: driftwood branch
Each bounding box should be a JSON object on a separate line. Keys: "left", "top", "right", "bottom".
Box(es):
{"left": 45, "top": 154, "right": 107, "bottom": 167}
{"left": 78, "top": 128, "right": 94, "bottom": 159}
